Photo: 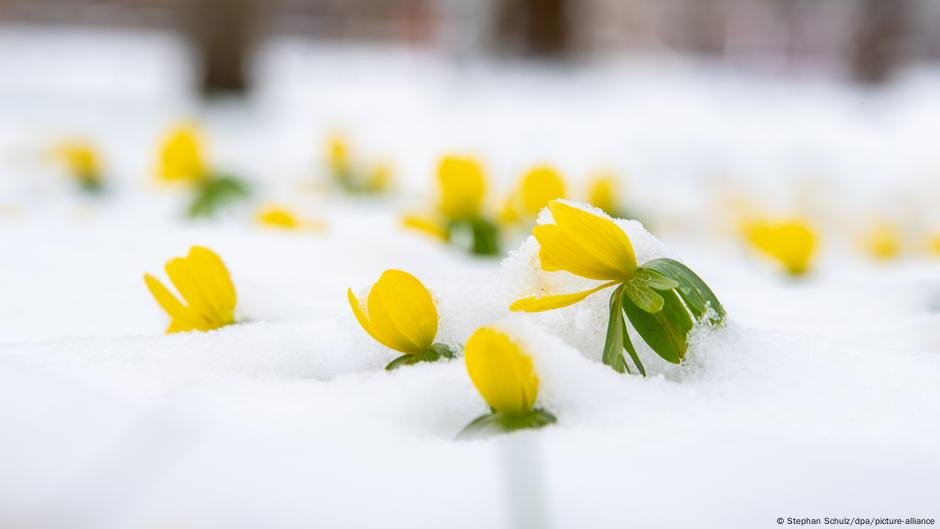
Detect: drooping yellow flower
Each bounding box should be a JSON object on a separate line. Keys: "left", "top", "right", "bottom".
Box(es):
{"left": 157, "top": 124, "right": 207, "bottom": 184}
{"left": 437, "top": 155, "right": 486, "bottom": 219}
{"left": 744, "top": 218, "right": 818, "bottom": 276}
{"left": 348, "top": 270, "right": 439, "bottom": 356}
{"left": 144, "top": 246, "right": 237, "bottom": 333}
{"left": 464, "top": 327, "right": 539, "bottom": 417}
{"left": 51, "top": 140, "right": 103, "bottom": 187}
{"left": 255, "top": 204, "right": 325, "bottom": 232}
{"left": 511, "top": 200, "right": 637, "bottom": 312}
{"left": 864, "top": 222, "right": 901, "bottom": 260}
{"left": 518, "top": 165, "right": 566, "bottom": 217}
{"left": 587, "top": 173, "right": 618, "bottom": 216}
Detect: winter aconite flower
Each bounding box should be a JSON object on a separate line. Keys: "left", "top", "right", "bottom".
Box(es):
{"left": 348, "top": 269, "right": 455, "bottom": 369}
{"left": 51, "top": 139, "right": 105, "bottom": 192}
{"left": 156, "top": 123, "right": 249, "bottom": 218}
{"left": 587, "top": 172, "right": 624, "bottom": 218}
{"left": 863, "top": 222, "right": 901, "bottom": 260}
{"left": 402, "top": 155, "right": 501, "bottom": 256}
{"left": 255, "top": 204, "right": 325, "bottom": 232}
{"left": 143, "top": 246, "right": 237, "bottom": 333}
{"left": 511, "top": 200, "right": 725, "bottom": 375}
{"left": 501, "top": 164, "right": 567, "bottom": 223}
{"left": 325, "top": 133, "right": 392, "bottom": 194}
{"left": 157, "top": 124, "right": 207, "bottom": 184}
{"left": 744, "top": 218, "right": 818, "bottom": 276}
{"left": 459, "top": 327, "right": 555, "bottom": 438}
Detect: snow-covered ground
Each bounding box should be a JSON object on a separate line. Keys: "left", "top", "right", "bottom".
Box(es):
{"left": 1, "top": 28, "right": 940, "bottom": 529}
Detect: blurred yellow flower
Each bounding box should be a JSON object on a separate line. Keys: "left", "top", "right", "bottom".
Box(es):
{"left": 437, "top": 155, "right": 486, "bottom": 219}
{"left": 157, "top": 124, "right": 207, "bottom": 183}
{"left": 587, "top": 173, "right": 618, "bottom": 216}
{"left": 144, "top": 246, "right": 236, "bottom": 333}
{"left": 255, "top": 204, "right": 325, "bottom": 232}
{"left": 864, "top": 223, "right": 901, "bottom": 260}
{"left": 518, "top": 165, "right": 566, "bottom": 217}
{"left": 930, "top": 233, "right": 940, "bottom": 256}
{"left": 349, "top": 270, "right": 453, "bottom": 367}
{"left": 327, "top": 134, "right": 350, "bottom": 175}
{"left": 368, "top": 162, "right": 393, "bottom": 192}
{"left": 51, "top": 140, "right": 103, "bottom": 189}
{"left": 401, "top": 213, "right": 448, "bottom": 241}
{"left": 511, "top": 201, "right": 636, "bottom": 312}
{"left": 464, "top": 327, "right": 539, "bottom": 417}
{"left": 744, "top": 218, "right": 818, "bottom": 276}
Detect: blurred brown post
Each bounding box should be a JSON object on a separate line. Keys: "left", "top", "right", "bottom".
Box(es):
{"left": 851, "top": 0, "right": 909, "bottom": 84}
{"left": 183, "top": 0, "right": 258, "bottom": 95}
{"left": 495, "top": 0, "right": 571, "bottom": 58}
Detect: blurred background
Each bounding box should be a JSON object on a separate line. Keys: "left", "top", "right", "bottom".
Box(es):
{"left": 3, "top": 0, "right": 940, "bottom": 93}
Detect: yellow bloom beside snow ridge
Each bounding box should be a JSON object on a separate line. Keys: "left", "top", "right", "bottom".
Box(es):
{"left": 348, "top": 269, "right": 454, "bottom": 369}
{"left": 459, "top": 327, "right": 555, "bottom": 438}
{"left": 144, "top": 246, "right": 237, "bottom": 333}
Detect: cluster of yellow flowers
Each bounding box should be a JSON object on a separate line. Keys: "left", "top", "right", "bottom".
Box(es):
{"left": 144, "top": 198, "right": 727, "bottom": 436}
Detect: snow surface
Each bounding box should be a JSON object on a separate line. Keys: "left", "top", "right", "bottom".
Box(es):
{"left": 1, "top": 28, "right": 940, "bottom": 529}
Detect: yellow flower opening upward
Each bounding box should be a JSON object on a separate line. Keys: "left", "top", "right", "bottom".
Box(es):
{"left": 157, "top": 124, "right": 207, "bottom": 183}
{"left": 519, "top": 165, "right": 566, "bottom": 217}
{"left": 744, "top": 218, "right": 818, "bottom": 276}
{"left": 144, "top": 246, "right": 237, "bottom": 333}
{"left": 511, "top": 200, "right": 637, "bottom": 312}
{"left": 327, "top": 134, "right": 350, "bottom": 174}
{"left": 464, "top": 327, "right": 539, "bottom": 417}
{"left": 348, "top": 270, "right": 439, "bottom": 356}
{"left": 437, "top": 155, "right": 486, "bottom": 219}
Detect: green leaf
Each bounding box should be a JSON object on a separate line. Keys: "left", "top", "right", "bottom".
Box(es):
{"left": 622, "top": 288, "right": 693, "bottom": 363}
{"left": 457, "top": 409, "right": 557, "bottom": 440}
{"left": 622, "top": 322, "right": 646, "bottom": 376}
{"left": 429, "top": 343, "right": 457, "bottom": 359}
{"left": 641, "top": 258, "right": 726, "bottom": 324}
{"left": 633, "top": 267, "right": 679, "bottom": 291}
{"left": 384, "top": 354, "right": 416, "bottom": 370}
{"left": 602, "top": 286, "right": 629, "bottom": 374}
{"left": 188, "top": 173, "right": 250, "bottom": 218}
{"left": 624, "top": 278, "right": 665, "bottom": 313}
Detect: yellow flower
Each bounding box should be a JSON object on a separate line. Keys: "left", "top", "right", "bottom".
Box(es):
{"left": 511, "top": 200, "right": 637, "bottom": 312}
{"left": 744, "top": 218, "right": 818, "bottom": 275}
{"left": 348, "top": 270, "right": 439, "bottom": 356}
{"left": 256, "top": 204, "right": 325, "bottom": 232}
{"left": 367, "top": 162, "right": 393, "bottom": 192}
{"left": 437, "top": 155, "right": 486, "bottom": 219}
{"left": 144, "top": 246, "right": 237, "bottom": 333}
{"left": 157, "top": 124, "right": 207, "bottom": 183}
{"left": 930, "top": 233, "right": 940, "bottom": 256}
{"left": 327, "top": 134, "right": 350, "bottom": 174}
{"left": 464, "top": 327, "right": 539, "bottom": 417}
{"left": 401, "top": 213, "right": 448, "bottom": 241}
{"left": 51, "top": 140, "right": 102, "bottom": 186}
{"left": 587, "top": 173, "right": 618, "bottom": 216}
{"left": 518, "top": 165, "right": 566, "bottom": 217}
{"left": 864, "top": 223, "right": 901, "bottom": 260}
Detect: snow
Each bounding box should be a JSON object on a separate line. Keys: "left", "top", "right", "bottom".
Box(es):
{"left": 2, "top": 28, "right": 940, "bottom": 529}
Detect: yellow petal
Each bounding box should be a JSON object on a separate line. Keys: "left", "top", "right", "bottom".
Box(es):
{"left": 464, "top": 327, "right": 539, "bottom": 416}
{"left": 533, "top": 200, "right": 637, "bottom": 280}
{"left": 401, "top": 214, "right": 448, "bottom": 241}
{"left": 186, "top": 246, "right": 236, "bottom": 324}
{"left": 437, "top": 155, "right": 485, "bottom": 219}
{"left": 519, "top": 165, "right": 566, "bottom": 216}
{"left": 143, "top": 273, "right": 202, "bottom": 333}
{"left": 349, "top": 270, "right": 439, "bottom": 355}
{"left": 509, "top": 281, "right": 619, "bottom": 312}
{"left": 157, "top": 124, "right": 206, "bottom": 183}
